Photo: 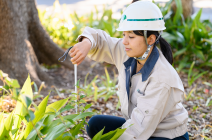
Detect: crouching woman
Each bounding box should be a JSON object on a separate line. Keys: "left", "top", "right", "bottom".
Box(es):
{"left": 69, "top": 1, "right": 189, "bottom": 140}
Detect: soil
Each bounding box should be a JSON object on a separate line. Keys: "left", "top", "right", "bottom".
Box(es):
{"left": 1, "top": 57, "right": 212, "bottom": 140}
{"left": 44, "top": 57, "right": 118, "bottom": 95}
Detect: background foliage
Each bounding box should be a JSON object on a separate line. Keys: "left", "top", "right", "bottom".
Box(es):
{"left": 38, "top": 0, "right": 212, "bottom": 78}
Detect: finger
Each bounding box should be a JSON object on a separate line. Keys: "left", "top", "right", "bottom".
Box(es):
{"left": 77, "top": 58, "right": 84, "bottom": 66}
{"left": 71, "top": 51, "right": 82, "bottom": 62}
{"left": 70, "top": 45, "right": 76, "bottom": 53}
{"left": 70, "top": 49, "right": 78, "bottom": 58}
{"left": 74, "top": 55, "right": 84, "bottom": 64}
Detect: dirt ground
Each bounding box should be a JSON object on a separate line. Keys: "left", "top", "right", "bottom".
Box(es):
{"left": 1, "top": 56, "right": 212, "bottom": 140}
{"left": 45, "top": 57, "right": 118, "bottom": 95}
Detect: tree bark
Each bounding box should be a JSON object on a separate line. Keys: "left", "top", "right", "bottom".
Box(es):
{"left": 0, "top": 0, "right": 74, "bottom": 86}
{"left": 171, "top": 0, "right": 193, "bottom": 19}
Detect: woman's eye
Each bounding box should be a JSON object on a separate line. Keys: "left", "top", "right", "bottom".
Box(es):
{"left": 123, "top": 34, "right": 125, "bottom": 36}
{"left": 129, "top": 36, "right": 134, "bottom": 38}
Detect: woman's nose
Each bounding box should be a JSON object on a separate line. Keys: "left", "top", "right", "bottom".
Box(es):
{"left": 122, "top": 36, "right": 129, "bottom": 45}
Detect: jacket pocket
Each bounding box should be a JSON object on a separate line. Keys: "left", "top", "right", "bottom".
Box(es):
{"left": 131, "top": 103, "right": 158, "bottom": 137}
{"left": 137, "top": 102, "right": 158, "bottom": 116}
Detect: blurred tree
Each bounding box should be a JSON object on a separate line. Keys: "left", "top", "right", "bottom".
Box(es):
{"left": 171, "top": 0, "right": 193, "bottom": 19}
{"left": 0, "top": 0, "right": 74, "bottom": 86}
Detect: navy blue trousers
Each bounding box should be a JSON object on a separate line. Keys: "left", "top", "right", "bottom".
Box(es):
{"left": 86, "top": 115, "right": 189, "bottom": 140}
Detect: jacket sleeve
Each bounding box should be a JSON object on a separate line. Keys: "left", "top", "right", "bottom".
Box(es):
{"left": 76, "top": 26, "right": 126, "bottom": 71}
{"left": 118, "top": 80, "right": 171, "bottom": 140}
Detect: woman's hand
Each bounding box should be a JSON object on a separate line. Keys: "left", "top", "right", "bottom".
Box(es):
{"left": 69, "top": 37, "right": 92, "bottom": 65}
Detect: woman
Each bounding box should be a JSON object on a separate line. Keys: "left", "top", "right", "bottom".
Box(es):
{"left": 69, "top": 0, "right": 189, "bottom": 140}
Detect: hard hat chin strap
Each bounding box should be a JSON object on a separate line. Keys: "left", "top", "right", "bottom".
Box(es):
{"left": 134, "top": 30, "right": 162, "bottom": 61}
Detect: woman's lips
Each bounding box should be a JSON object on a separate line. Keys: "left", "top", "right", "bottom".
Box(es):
{"left": 125, "top": 48, "right": 131, "bottom": 51}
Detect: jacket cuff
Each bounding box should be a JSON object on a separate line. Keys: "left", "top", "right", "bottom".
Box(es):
{"left": 75, "top": 34, "right": 94, "bottom": 50}
{"left": 75, "top": 27, "right": 96, "bottom": 50}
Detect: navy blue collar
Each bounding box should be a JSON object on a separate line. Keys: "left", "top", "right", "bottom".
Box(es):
{"left": 124, "top": 47, "right": 159, "bottom": 81}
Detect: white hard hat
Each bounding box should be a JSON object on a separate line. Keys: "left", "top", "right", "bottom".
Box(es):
{"left": 117, "top": 1, "right": 166, "bottom": 31}
{"left": 117, "top": 1, "right": 166, "bottom": 60}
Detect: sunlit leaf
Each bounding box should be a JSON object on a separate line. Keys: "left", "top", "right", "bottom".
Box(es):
{"left": 92, "top": 127, "right": 104, "bottom": 140}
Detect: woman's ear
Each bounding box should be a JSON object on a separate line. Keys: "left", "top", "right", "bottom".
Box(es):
{"left": 148, "top": 34, "right": 156, "bottom": 45}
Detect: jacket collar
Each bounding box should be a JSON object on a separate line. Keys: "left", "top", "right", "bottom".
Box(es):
{"left": 124, "top": 46, "right": 159, "bottom": 82}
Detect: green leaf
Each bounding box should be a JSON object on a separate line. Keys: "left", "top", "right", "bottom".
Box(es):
{"left": 101, "top": 129, "right": 117, "bottom": 140}
{"left": 188, "top": 61, "right": 195, "bottom": 86}
{"left": 176, "top": 31, "right": 185, "bottom": 43}
{"left": 74, "top": 11, "right": 80, "bottom": 22}
{"left": 22, "top": 94, "right": 32, "bottom": 108}
{"left": 103, "top": 22, "right": 113, "bottom": 36}
{"left": 203, "top": 82, "right": 212, "bottom": 88}
{"left": 116, "top": 100, "right": 121, "bottom": 110}
{"left": 173, "top": 0, "right": 183, "bottom": 25}
{"left": 184, "top": 24, "right": 190, "bottom": 40}
{"left": 33, "top": 82, "right": 38, "bottom": 93}
{"left": 109, "top": 128, "right": 126, "bottom": 140}
{"left": 80, "top": 95, "right": 86, "bottom": 99}
{"left": 79, "top": 99, "right": 86, "bottom": 103}
{"left": 14, "top": 75, "right": 33, "bottom": 131}
{"left": 5, "top": 77, "right": 12, "bottom": 86}
{"left": 26, "top": 117, "right": 47, "bottom": 140}
{"left": 25, "top": 110, "right": 35, "bottom": 122}
{"left": 0, "top": 70, "right": 4, "bottom": 77}
{"left": 71, "top": 121, "right": 84, "bottom": 137}
{"left": 11, "top": 128, "right": 19, "bottom": 135}
{"left": 193, "top": 48, "right": 205, "bottom": 61}
{"left": 193, "top": 71, "right": 207, "bottom": 82}
{"left": 84, "top": 104, "right": 92, "bottom": 110}
{"left": 62, "top": 132, "right": 72, "bottom": 138}
{"left": 92, "top": 127, "right": 105, "bottom": 140}
{"left": 45, "top": 97, "right": 70, "bottom": 113}
{"left": 105, "top": 67, "right": 111, "bottom": 86}
{"left": 43, "top": 121, "right": 72, "bottom": 140}
{"left": 161, "top": 32, "right": 177, "bottom": 43}
{"left": 0, "top": 113, "right": 14, "bottom": 140}
{"left": 11, "top": 79, "right": 20, "bottom": 88}
{"left": 0, "top": 86, "right": 9, "bottom": 94}
{"left": 69, "top": 112, "right": 94, "bottom": 122}
{"left": 0, "top": 114, "right": 8, "bottom": 139}
{"left": 4, "top": 112, "right": 14, "bottom": 131}
{"left": 163, "top": 10, "right": 173, "bottom": 21}
{"left": 76, "top": 79, "right": 80, "bottom": 88}
{"left": 195, "top": 45, "right": 202, "bottom": 49}
{"left": 24, "top": 94, "right": 50, "bottom": 139}
{"left": 43, "top": 114, "right": 59, "bottom": 127}
{"left": 60, "top": 105, "right": 75, "bottom": 113}
{"left": 208, "top": 100, "right": 212, "bottom": 106}
{"left": 173, "top": 48, "right": 187, "bottom": 57}
{"left": 193, "top": 8, "right": 202, "bottom": 23}
{"left": 41, "top": 114, "right": 78, "bottom": 135}
{"left": 80, "top": 106, "right": 85, "bottom": 110}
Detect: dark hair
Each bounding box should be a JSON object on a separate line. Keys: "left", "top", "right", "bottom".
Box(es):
{"left": 132, "top": 0, "right": 139, "bottom": 3}
{"left": 132, "top": 0, "right": 173, "bottom": 65}
{"left": 133, "top": 31, "right": 173, "bottom": 65}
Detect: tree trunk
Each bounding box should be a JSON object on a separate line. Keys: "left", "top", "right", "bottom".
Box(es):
{"left": 171, "top": 0, "right": 193, "bottom": 19}
{"left": 0, "top": 0, "right": 74, "bottom": 86}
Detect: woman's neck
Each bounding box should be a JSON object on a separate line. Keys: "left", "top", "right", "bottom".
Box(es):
{"left": 137, "top": 46, "right": 154, "bottom": 65}
{"left": 136, "top": 46, "right": 154, "bottom": 73}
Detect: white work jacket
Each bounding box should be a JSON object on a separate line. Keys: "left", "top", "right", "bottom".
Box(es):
{"left": 77, "top": 27, "right": 188, "bottom": 140}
